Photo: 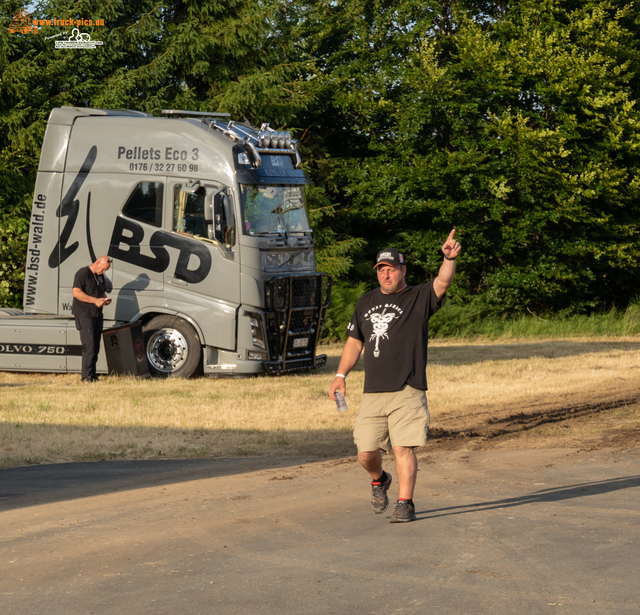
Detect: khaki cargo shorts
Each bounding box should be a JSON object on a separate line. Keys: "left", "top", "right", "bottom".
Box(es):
{"left": 353, "top": 385, "right": 429, "bottom": 453}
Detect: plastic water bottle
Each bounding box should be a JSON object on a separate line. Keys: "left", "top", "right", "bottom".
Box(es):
{"left": 335, "top": 391, "right": 348, "bottom": 413}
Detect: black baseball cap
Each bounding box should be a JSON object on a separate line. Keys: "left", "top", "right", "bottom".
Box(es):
{"left": 374, "top": 248, "right": 405, "bottom": 268}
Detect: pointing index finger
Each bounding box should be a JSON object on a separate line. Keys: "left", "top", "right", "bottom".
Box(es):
{"left": 447, "top": 229, "right": 456, "bottom": 242}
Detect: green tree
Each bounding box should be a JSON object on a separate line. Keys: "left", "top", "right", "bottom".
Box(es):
{"left": 410, "top": 0, "right": 640, "bottom": 315}
{"left": 4, "top": 0, "right": 640, "bottom": 320}
{"left": 287, "top": 0, "right": 441, "bottom": 284}
{"left": 300, "top": 0, "right": 640, "bottom": 316}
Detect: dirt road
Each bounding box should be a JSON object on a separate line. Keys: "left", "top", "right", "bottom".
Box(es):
{"left": 2, "top": 444, "right": 639, "bottom": 615}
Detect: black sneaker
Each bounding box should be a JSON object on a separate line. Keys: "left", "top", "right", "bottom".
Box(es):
{"left": 390, "top": 499, "right": 416, "bottom": 523}
{"left": 371, "top": 471, "right": 392, "bottom": 514}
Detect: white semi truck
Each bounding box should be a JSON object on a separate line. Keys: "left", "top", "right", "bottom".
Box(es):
{"left": 0, "top": 107, "right": 331, "bottom": 378}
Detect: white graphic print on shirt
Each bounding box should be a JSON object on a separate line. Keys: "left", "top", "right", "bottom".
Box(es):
{"left": 364, "top": 303, "right": 404, "bottom": 357}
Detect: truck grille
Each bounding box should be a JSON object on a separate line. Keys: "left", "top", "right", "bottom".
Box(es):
{"left": 263, "top": 273, "right": 331, "bottom": 373}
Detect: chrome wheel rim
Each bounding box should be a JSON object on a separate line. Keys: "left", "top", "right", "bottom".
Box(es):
{"left": 146, "top": 328, "right": 188, "bottom": 373}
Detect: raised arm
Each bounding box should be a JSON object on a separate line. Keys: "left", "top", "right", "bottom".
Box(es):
{"left": 433, "top": 229, "right": 461, "bottom": 299}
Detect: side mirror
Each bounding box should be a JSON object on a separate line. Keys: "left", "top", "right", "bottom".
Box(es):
{"left": 222, "top": 194, "right": 234, "bottom": 244}
{"left": 213, "top": 190, "right": 235, "bottom": 246}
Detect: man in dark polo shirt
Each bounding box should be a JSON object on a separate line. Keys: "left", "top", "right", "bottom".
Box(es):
{"left": 329, "top": 231, "right": 461, "bottom": 522}
{"left": 72, "top": 255, "right": 112, "bottom": 383}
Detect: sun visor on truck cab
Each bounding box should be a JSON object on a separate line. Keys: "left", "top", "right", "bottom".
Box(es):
{"left": 233, "top": 145, "right": 309, "bottom": 185}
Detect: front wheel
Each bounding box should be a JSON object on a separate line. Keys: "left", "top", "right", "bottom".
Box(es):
{"left": 142, "top": 315, "right": 203, "bottom": 378}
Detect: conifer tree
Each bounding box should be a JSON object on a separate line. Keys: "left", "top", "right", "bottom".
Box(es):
{"left": 291, "top": 0, "right": 640, "bottom": 316}
{"left": 0, "top": 0, "right": 307, "bottom": 305}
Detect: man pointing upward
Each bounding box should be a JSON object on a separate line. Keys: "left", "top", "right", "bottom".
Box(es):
{"left": 330, "top": 230, "right": 461, "bottom": 522}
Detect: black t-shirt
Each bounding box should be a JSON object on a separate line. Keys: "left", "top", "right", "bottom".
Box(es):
{"left": 346, "top": 282, "right": 445, "bottom": 393}
{"left": 72, "top": 266, "right": 106, "bottom": 319}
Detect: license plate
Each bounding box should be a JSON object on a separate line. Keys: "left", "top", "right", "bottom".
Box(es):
{"left": 293, "top": 337, "right": 309, "bottom": 348}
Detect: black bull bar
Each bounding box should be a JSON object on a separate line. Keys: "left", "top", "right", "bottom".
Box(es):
{"left": 263, "top": 273, "right": 332, "bottom": 374}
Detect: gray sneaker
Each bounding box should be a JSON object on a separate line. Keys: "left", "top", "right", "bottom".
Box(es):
{"left": 390, "top": 499, "right": 416, "bottom": 523}
{"left": 371, "top": 471, "right": 392, "bottom": 513}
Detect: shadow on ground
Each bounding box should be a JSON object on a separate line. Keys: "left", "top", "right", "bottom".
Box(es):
{"left": 0, "top": 452, "right": 355, "bottom": 513}
{"left": 419, "top": 474, "right": 640, "bottom": 519}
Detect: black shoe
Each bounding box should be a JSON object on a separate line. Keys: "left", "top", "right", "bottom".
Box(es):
{"left": 390, "top": 499, "right": 416, "bottom": 523}
{"left": 81, "top": 377, "right": 95, "bottom": 384}
{"left": 371, "top": 471, "right": 392, "bottom": 514}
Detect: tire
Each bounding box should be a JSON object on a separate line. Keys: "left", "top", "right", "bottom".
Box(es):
{"left": 142, "top": 315, "right": 203, "bottom": 378}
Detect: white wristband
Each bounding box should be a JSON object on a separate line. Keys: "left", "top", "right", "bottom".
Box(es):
{"left": 336, "top": 373, "right": 346, "bottom": 379}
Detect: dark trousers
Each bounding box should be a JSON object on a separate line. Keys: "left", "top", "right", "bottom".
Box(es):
{"left": 76, "top": 316, "right": 103, "bottom": 381}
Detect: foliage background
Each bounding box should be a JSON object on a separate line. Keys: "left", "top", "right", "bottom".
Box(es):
{"left": 1, "top": 0, "right": 639, "bottom": 339}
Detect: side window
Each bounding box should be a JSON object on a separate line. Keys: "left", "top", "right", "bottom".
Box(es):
{"left": 173, "top": 184, "right": 214, "bottom": 240}
{"left": 122, "top": 181, "right": 164, "bottom": 227}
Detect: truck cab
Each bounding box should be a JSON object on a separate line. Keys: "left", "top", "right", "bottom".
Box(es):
{"left": 2, "top": 107, "right": 330, "bottom": 377}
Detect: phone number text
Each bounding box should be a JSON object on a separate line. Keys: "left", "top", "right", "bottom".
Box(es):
{"left": 128, "top": 163, "right": 199, "bottom": 173}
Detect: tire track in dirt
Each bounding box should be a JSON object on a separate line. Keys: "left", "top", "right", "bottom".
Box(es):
{"left": 429, "top": 396, "right": 640, "bottom": 442}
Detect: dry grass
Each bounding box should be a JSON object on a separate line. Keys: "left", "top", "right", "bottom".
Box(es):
{"left": 428, "top": 339, "right": 640, "bottom": 427}
{"left": 0, "top": 367, "right": 353, "bottom": 467}
{"left": 1, "top": 337, "right": 639, "bottom": 468}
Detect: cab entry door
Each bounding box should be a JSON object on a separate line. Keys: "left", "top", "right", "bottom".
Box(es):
{"left": 163, "top": 180, "right": 240, "bottom": 352}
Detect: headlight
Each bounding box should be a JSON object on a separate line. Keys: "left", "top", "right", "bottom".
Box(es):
{"left": 250, "top": 316, "right": 266, "bottom": 350}
{"left": 259, "top": 131, "right": 271, "bottom": 148}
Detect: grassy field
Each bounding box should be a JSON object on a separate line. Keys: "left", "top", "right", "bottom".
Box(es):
{"left": 1, "top": 337, "right": 640, "bottom": 469}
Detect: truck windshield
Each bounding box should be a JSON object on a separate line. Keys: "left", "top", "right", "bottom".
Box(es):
{"left": 240, "top": 184, "right": 310, "bottom": 235}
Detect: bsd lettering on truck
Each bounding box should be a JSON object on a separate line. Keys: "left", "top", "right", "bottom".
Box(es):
{"left": 47, "top": 146, "right": 212, "bottom": 284}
